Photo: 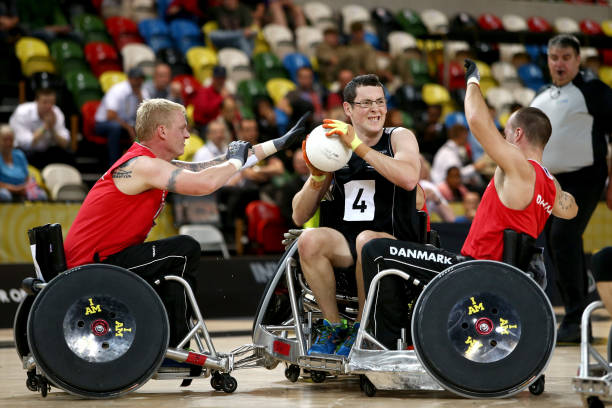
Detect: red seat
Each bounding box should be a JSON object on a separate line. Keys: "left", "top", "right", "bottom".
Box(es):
{"left": 84, "top": 42, "right": 121, "bottom": 77}
{"left": 81, "top": 100, "right": 106, "bottom": 145}
{"left": 245, "top": 200, "right": 286, "bottom": 254}
{"left": 601, "top": 50, "right": 612, "bottom": 66}
{"left": 437, "top": 60, "right": 466, "bottom": 91}
{"left": 527, "top": 16, "right": 552, "bottom": 33}
{"left": 114, "top": 33, "right": 144, "bottom": 50}
{"left": 580, "top": 19, "right": 602, "bottom": 36}
{"left": 105, "top": 16, "right": 140, "bottom": 40}
{"left": 478, "top": 13, "right": 503, "bottom": 31}
{"left": 172, "top": 74, "right": 202, "bottom": 105}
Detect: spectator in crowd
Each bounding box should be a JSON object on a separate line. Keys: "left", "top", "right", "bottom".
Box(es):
{"left": 389, "top": 47, "right": 423, "bottom": 87}
{"left": 340, "top": 22, "right": 377, "bottom": 77}
{"left": 254, "top": 96, "right": 280, "bottom": 142}
{"left": 220, "top": 96, "right": 241, "bottom": 140}
{"left": 326, "top": 69, "right": 353, "bottom": 111}
{"left": 166, "top": 0, "right": 206, "bottom": 23}
{"left": 316, "top": 26, "right": 343, "bottom": 86}
{"left": 277, "top": 146, "right": 309, "bottom": 226}
{"left": 143, "top": 62, "right": 183, "bottom": 104}
{"left": 418, "top": 154, "right": 455, "bottom": 222}
{"left": 266, "top": 0, "right": 305, "bottom": 29}
{"left": 414, "top": 104, "right": 445, "bottom": 162}
{"left": 530, "top": 34, "right": 612, "bottom": 343}
{"left": 437, "top": 166, "right": 469, "bottom": 202}
{"left": 0, "top": 0, "right": 20, "bottom": 42}
{"left": 208, "top": 0, "right": 257, "bottom": 56}
{"left": 430, "top": 122, "right": 485, "bottom": 190}
{"left": 192, "top": 65, "right": 229, "bottom": 129}
{"left": 192, "top": 118, "right": 229, "bottom": 162}
{"left": 0, "top": 124, "right": 46, "bottom": 202}
{"left": 286, "top": 66, "right": 325, "bottom": 123}
{"left": 95, "top": 67, "right": 150, "bottom": 165}
{"left": 17, "top": 0, "right": 73, "bottom": 43}
{"left": 454, "top": 191, "right": 481, "bottom": 223}
{"left": 9, "top": 88, "right": 73, "bottom": 169}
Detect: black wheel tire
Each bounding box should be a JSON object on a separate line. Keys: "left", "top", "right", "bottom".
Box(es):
{"left": 587, "top": 396, "right": 604, "bottom": 408}
{"left": 211, "top": 373, "right": 224, "bottom": 391}
{"left": 311, "top": 371, "right": 326, "bottom": 383}
{"left": 222, "top": 375, "right": 238, "bottom": 393}
{"left": 27, "top": 264, "right": 169, "bottom": 399}
{"left": 528, "top": 375, "right": 545, "bottom": 396}
{"left": 362, "top": 376, "right": 376, "bottom": 397}
{"left": 285, "top": 365, "right": 300, "bottom": 382}
{"left": 607, "top": 324, "right": 612, "bottom": 363}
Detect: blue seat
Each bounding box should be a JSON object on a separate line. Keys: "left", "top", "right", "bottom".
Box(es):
{"left": 518, "top": 63, "right": 545, "bottom": 91}
{"left": 364, "top": 31, "right": 381, "bottom": 51}
{"left": 157, "top": 0, "right": 172, "bottom": 18}
{"left": 177, "top": 37, "right": 204, "bottom": 55}
{"left": 444, "top": 111, "right": 468, "bottom": 129}
{"left": 282, "top": 52, "right": 311, "bottom": 82}
{"left": 169, "top": 19, "right": 202, "bottom": 41}
{"left": 138, "top": 18, "right": 169, "bottom": 42}
{"left": 148, "top": 35, "right": 175, "bottom": 53}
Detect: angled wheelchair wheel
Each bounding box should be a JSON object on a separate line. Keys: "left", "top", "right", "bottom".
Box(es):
{"left": 14, "top": 295, "right": 35, "bottom": 360}
{"left": 27, "top": 264, "right": 169, "bottom": 398}
{"left": 412, "top": 260, "right": 555, "bottom": 398}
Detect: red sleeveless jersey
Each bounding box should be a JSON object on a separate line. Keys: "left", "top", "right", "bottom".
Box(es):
{"left": 461, "top": 160, "right": 556, "bottom": 261}
{"left": 64, "top": 143, "right": 167, "bottom": 268}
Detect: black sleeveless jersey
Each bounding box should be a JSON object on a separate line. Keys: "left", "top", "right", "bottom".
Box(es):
{"left": 319, "top": 127, "right": 420, "bottom": 246}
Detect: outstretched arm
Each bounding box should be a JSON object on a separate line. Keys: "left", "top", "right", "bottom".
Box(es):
{"left": 172, "top": 112, "right": 309, "bottom": 171}
{"left": 463, "top": 59, "right": 528, "bottom": 178}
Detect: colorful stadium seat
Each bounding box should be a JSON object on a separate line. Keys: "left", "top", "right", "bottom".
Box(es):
{"left": 422, "top": 83, "right": 450, "bottom": 105}
{"left": 527, "top": 16, "right": 553, "bottom": 33}
{"left": 554, "top": 17, "right": 579, "bottom": 34}
{"left": 478, "top": 13, "right": 503, "bottom": 31}
{"left": 138, "top": 18, "right": 169, "bottom": 41}
{"left": 186, "top": 46, "right": 218, "bottom": 82}
{"left": 81, "top": 100, "right": 106, "bottom": 144}
{"left": 50, "top": 39, "right": 87, "bottom": 74}
{"left": 245, "top": 200, "right": 286, "bottom": 254}
{"left": 395, "top": 9, "right": 427, "bottom": 37}
{"left": 420, "top": 9, "right": 449, "bottom": 35}
{"left": 65, "top": 70, "right": 103, "bottom": 108}
{"left": 501, "top": 14, "right": 528, "bottom": 32}
{"left": 121, "top": 43, "right": 156, "bottom": 73}
{"left": 295, "top": 26, "right": 323, "bottom": 58}
{"left": 517, "top": 63, "right": 545, "bottom": 91}
{"left": 15, "top": 37, "right": 49, "bottom": 68}
{"left": 253, "top": 52, "right": 288, "bottom": 83}
{"left": 302, "top": 2, "right": 334, "bottom": 28}
{"left": 580, "top": 19, "right": 603, "bottom": 36}
{"left": 99, "top": 70, "right": 127, "bottom": 93}
{"left": 84, "top": 42, "right": 122, "bottom": 77}
{"left": 171, "top": 74, "right": 202, "bottom": 105}
{"left": 265, "top": 78, "right": 296, "bottom": 105}
{"left": 282, "top": 52, "right": 311, "bottom": 82}
{"left": 237, "top": 79, "right": 268, "bottom": 111}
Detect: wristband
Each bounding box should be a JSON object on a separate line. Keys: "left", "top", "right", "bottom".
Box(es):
{"left": 350, "top": 136, "right": 362, "bottom": 151}
{"left": 467, "top": 77, "right": 480, "bottom": 86}
{"left": 228, "top": 158, "right": 242, "bottom": 170}
{"left": 260, "top": 140, "right": 277, "bottom": 156}
{"left": 311, "top": 174, "right": 326, "bottom": 182}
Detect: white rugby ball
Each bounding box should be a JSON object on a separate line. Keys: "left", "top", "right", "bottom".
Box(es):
{"left": 305, "top": 124, "right": 352, "bottom": 172}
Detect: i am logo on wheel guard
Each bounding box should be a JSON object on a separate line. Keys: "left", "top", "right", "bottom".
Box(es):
{"left": 448, "top": 293, "right": 522, "bottom": 363}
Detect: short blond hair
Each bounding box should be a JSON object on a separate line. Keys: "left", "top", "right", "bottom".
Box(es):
{"left": 135, "top": 98, "right": 185, "bottom": 142}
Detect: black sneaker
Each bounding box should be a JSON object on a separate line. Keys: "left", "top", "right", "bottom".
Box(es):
{"left": 557, "top": 321, "right": 592, "bottom": 345}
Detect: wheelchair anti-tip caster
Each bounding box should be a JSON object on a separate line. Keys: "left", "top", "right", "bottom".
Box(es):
{"left": 210, "top": 372, "right": 237, "bottom": 393}
{"left": 310, "top": 371, "right": 326, "bottom": 383}
{"left": 528, "top": 375, "right": 545, "bottom": 396}
{"left": 285, "top": 364, "right": 300, "bottom": 382}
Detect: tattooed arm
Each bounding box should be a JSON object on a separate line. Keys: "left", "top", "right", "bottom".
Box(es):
{"left": 552, "top": 178, "right": 578, "bottom": 219}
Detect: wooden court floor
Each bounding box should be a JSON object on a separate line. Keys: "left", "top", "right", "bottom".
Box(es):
{"left": 0, "top": 313, "right": 610, "bottom": 408}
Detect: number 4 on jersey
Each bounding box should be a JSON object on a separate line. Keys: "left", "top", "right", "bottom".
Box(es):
{"left": 343, "top": 180, "right": 375, "bottom": 221}
{"left": 352, "top": 188, "right": 367, "bottom": 213}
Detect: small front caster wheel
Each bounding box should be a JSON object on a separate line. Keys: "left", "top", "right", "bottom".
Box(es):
{"left": 285, "top": 364, "right": 300, "bottom": 382}
{"left": 222, "top": 374, "right": 237, "bottom": 393}
{"left": 529, "top": 375, "right": 545, "bottom": 396}
{"left": 210, "top": 372, "right": 224, "bottom": 391}
{"left": 310, "top": 370, "right": 326, "bottom": 383}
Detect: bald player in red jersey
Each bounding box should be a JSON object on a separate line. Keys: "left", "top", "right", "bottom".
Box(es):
{"left": 353, "top": 60, "right": 578, "bottom": 350}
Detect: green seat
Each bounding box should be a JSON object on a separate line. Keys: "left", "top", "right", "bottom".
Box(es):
{"left": 253, "top": 52, "right": 288, "bottom": 83}
{"left": 395, "top": 9, "right": 427, "bottom": 37}
{"left": 50, "top": 40, "right": 87, "bottom": 74}
{"left": 65, "top": 70, "right": 102, "bottom": 109}
{"left": 236, "top": 79, "right": 268, "bottom": 112}
{"left": 409, "top": 59, "right": 430, "bottom": 88}
{"left": 84, "top": 31, "right": 112, "bottom": 45}
{"left": 72, "top": 14, "right": 106, "bottom": 34}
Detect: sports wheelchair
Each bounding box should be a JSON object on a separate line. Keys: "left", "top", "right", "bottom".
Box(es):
{"left": 14, "top": 221, "right": 554, "bottom": 399}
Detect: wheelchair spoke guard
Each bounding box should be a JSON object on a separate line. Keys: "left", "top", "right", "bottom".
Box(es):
{"left": 411, "top": 260, "right": 555, "bottom": 398}
{"left": 27, "top": 264, "right": 169, "bottom": 398}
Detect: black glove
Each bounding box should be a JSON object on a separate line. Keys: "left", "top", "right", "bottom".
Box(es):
{"left": 226, "top": 140, "right": 251, "bottom": 166}
{"left": 272, "top": 111, "right": 310, "bottom": 151}
{"left": 464, "top": 58, "right": 480, "bottom": 85}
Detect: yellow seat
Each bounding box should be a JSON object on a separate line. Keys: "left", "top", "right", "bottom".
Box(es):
{"left": 99, "top": 70, "right": 127, "bottom": 93}
{"left": 475, "top": 60, "right": 492, "bottom": 79}
{"left": 186, "top": 46, "right": 217, "bottom": 82}
{"left": 185, "top": 103, "right": 195, "bottom": 127}
{"left": 479, "top": 77, "right": 498, "bottom": 96}
{"left": 15, "top": 37, "right": 50, "bottom": 66}
{"left": 177, "top": 131, "right": 204, "bottom": 162}
{"left": 22, "top": 56, "right": 56, "bottom": 77}
{"left": 265, "top": 78, "right": 296, "bottom": 105}
{"left": 422, "top": 83, "right": 450, "bottom": 106}
{"left": 498, "top": 111, "right": 511, "bottom": 128}
{"left": 28, "top": 165, "right": 45, "bottom": 192}
{"left": 598, "top": 66, "right": 612, "bottom": 87}
{"left": 202, "top": 21, "right": 219, "bottom": 49}
{"left": 601, "top": 20, "right": 612, "bottom": 37}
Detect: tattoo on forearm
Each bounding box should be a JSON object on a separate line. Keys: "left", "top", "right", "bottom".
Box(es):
{"left": 559, "top": 192, "right": 572, "bottom": 210}
{"left": 171, "top": 157, "right": 226, "bottom": 171}
{"left": 166, "top": 168, "right": 182, "bottom": 192}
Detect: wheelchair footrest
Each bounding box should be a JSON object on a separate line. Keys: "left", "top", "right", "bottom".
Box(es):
{"left": 298, "top": 355, "right": 345, "bottom": 373}
{"left": 573, "top": 377, "right": 611, "bottom": 396}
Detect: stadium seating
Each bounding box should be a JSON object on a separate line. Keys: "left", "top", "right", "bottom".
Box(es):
{"left": 265, "top": 78, "right": 296, "bottom": 105}
{"left": 420, "top": 9, "right": 449, "bottom": 35}
{"left": 422, "top": 83, "right": 450, "bottom": 105}
{"left": 237, "top": 79, "right": 268, "bottom": 111}
{"left": 340, "top": 4, "right": 372, "bottom": 35}
{"left": 84, "top": 42, "right": 122, "bottom": 77}
{"left": 517, "top": 63, "right": 545, "bottom": 91}
{"left": 395, "top": 9, "right": 427, "bottom": 37}
{"left": 81, "top": 100, "right": 106, "bottom": 145}
{"left": 138, "top": 18, "right": 169, "bottom": 42}
{"left": 218, "top": 48, "right": 253, "bottom": 84}
{"left": 302, "top": 2, "right": 334, "bottom": 28}
{"left": 186, "top": 46, "right": 218, "bottom": 82}
{"left": 527, "top": 16, "right": 553, "bottom": 33}
{"left": 502, "top": 14, "right": 528, "bottom": 32}
{"left": 478, "top": 13, "right": 504, "bottom": 31}
{"left": 263, "top": 24, "right": 295, "bottom": 59}
{"left": 50, "top": 39, "right": 87, "bottom": 75}
{"left": 282, "top": 52, "right": 311, "bottom": 82}
{"left": 245, "top": 200, "right": 286, "bottom": 254}
{"left": 157, "top": 47, "right": 191, "bottom": 76}
{"left": 99, "top": 70, "right": 127, "bottom": 93}
{"left": 121, "top": 43, "right": 156, "bottom": 74}
{"left": 554, "top": 17, "right": 580, "bottom": 34}
{"left": 580, "top": 19, "right": 603, "bottom": 36}
{"left": 253, "top": 52, "right": 288, "bottom": 83}
{"left": 171, "top": 74, "right": 202, "bottom": 105}
{"left": 65, "top": 70, "right": 103, "bottom": 109}
{"left": 15, "top": 37, "right": 50, "bottom": 71}
{"left": 295, "top": 26, "right": 323, "bottom": 58}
